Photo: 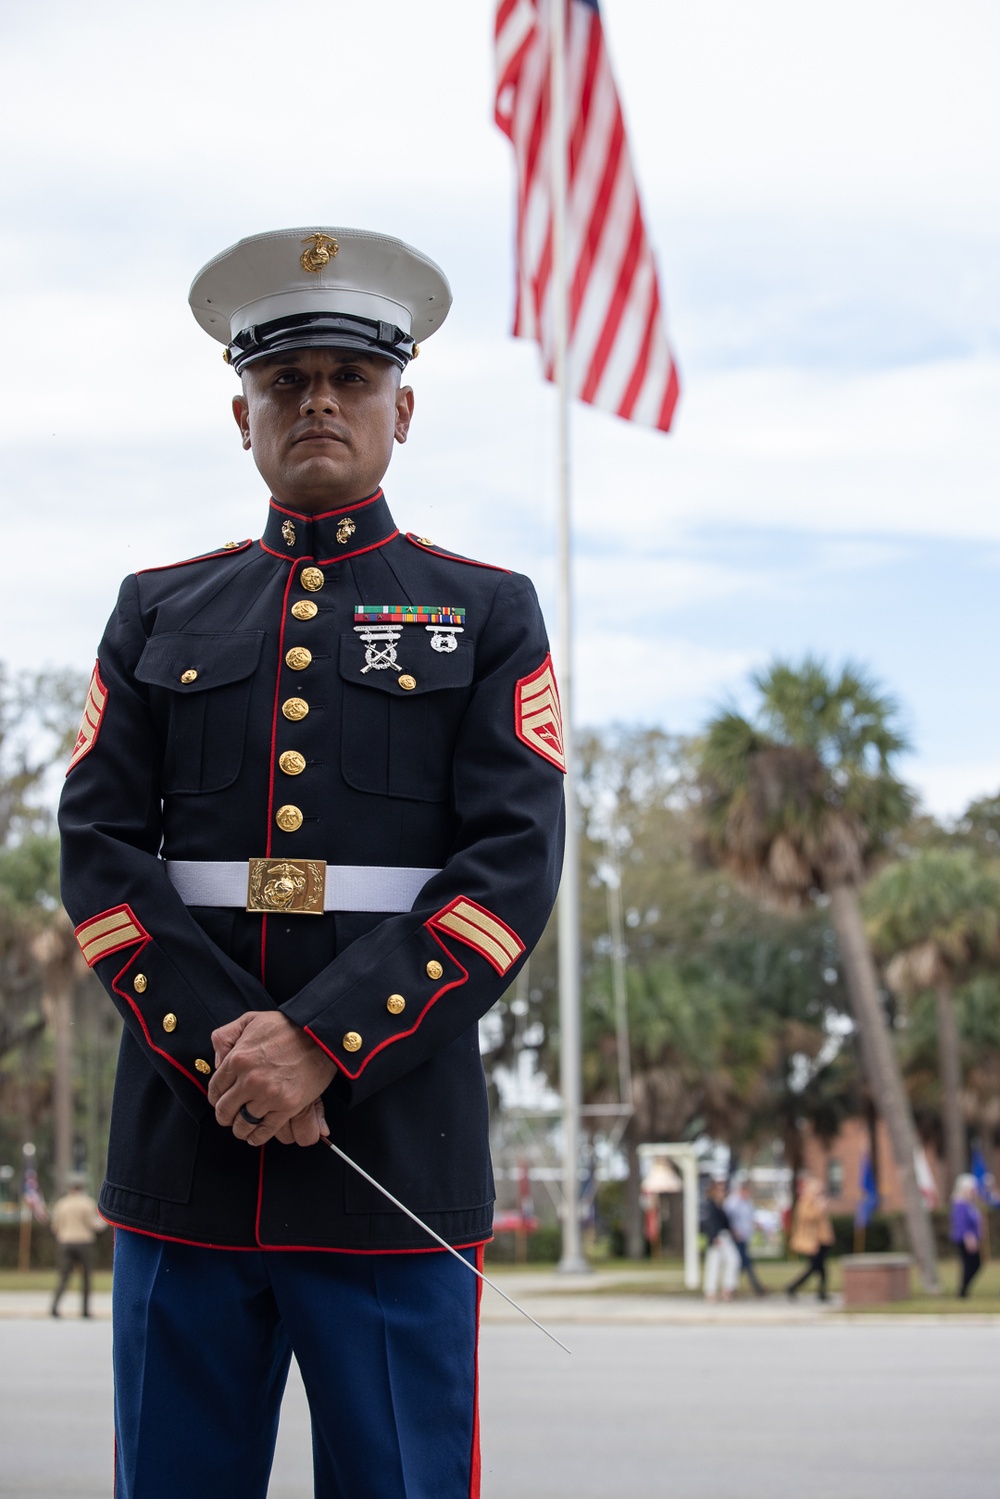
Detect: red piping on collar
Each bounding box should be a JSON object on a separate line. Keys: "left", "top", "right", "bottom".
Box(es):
{"left": 268, "top": 489, "right": 383, "bottom": 521}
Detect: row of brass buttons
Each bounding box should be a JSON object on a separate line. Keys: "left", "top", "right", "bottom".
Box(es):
{"left": 275, "top": 566, "right": 324, "bottom": 831}
{"left": 339, "top": 963, "right": 445, "bottom": 1053}
{"left": 133, "top": 972, "right": 210, "bottom": 1074}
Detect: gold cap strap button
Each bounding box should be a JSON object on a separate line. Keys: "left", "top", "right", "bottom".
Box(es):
{"left": 300, "top": 567, "right": 325, "bottom": 592}
{"left": 133, "top": 973, "right": 148, "bottom": 994}
{"left": 279, "top": 750, "right": 306, "bottom": 776}
{"left": 180, "top": 669, "right": 198, "bottom": 684}
{"left": 286, "top": 647, "right": 312, "bottom": 671}
{"left": 162, "top": 1013, "right": 177, "bottom": 1033}
{"left": 291, "top": 600, "right": 318, "bottom": 621}
{"left": 282, "top": 698, "right": 309, "bottom": 721}
{"left": 195, "top": 1058, "right": 212, "bottom": 1075}
{"left": 386, "top": 994, "right": 406, "bottom": 1015}
{"left": 425, "top": 960, "right": 444, "bottom": 980}
{"left": 342, "top": 1031, "right": 363, "bottom": 1053}
{"left": 275, "top": 805, "right": 303, "bottom": 833}
{"left": 399, "top": 675, "right": 417, "bottom": 691}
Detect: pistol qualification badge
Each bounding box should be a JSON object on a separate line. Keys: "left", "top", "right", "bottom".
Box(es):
{"left": 281, "top": 518, "right": 296, "bottom": 548}
{"left": 427, "top": 626, "right": 462, "bottom": 653}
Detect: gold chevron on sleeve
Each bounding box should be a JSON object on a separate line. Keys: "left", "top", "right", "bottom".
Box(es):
{"left": 66, "top": 662, "right": 108, "bottom": 774}
{"left": 515, "top": 656, "right": 566, "bottom": 772}
{"left": 432, "top": 898, "right": 525, "bottom": 975}
{"left": 75, "top": 905, "right": 147, "bottom": 967}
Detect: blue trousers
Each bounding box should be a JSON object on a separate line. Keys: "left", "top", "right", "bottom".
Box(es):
{"left": 112, "top": 1230, "right": 482, "bottom": 1499}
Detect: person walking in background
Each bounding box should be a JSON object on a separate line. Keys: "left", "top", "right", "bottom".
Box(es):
{"left": 725, "top": 1177, "right": 766, "bottom": 1296}
{"left": 950, "top": 1174, "right": 983, "bottom": 1298}
{"left": 785, "top": 1174, "right": 835, "bottom": 1301}
{"left": 702, "top": 1178, "right": 740, "bottom": 1301}
{"left": 50, "top": 1175, "right": 105, "bottom": 1318}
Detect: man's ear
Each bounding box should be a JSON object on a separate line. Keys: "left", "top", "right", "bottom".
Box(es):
{"left": 233, "top": 394, "right": 251, "bottom": 450}
{"left": 394, "top": 385, "right": 415, "bottom": 445}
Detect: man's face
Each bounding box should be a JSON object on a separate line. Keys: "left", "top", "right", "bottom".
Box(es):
{"left": 233, "top": 348, "right": 414, "bottom": 513}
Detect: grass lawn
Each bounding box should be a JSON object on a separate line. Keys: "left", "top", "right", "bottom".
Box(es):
{"left": 0, "top": 1270, "right": 114, "bottom": 1293}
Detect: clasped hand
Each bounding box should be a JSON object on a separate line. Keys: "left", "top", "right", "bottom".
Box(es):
{"left": 208, "top": 1011, "right": 337, "bottom": 1147}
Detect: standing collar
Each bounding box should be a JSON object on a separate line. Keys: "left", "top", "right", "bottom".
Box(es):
{"left": 260, "top": 489, "right": 397, "bottom": 564}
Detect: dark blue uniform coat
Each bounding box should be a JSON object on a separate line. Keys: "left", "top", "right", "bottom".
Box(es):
{"left": 59, "top": 491, "right": 565, "bottom": 1252}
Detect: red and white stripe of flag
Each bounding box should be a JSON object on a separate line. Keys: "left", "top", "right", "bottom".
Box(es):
{"left": 495, "top": 0, "right": 680, "bottom": 432}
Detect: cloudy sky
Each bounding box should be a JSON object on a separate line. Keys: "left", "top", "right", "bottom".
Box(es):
{"left": 2, "top": 0, "right": 998, "bottom": 815}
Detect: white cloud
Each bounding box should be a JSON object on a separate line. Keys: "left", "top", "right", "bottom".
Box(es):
{"left": 909, "top": 761, "right": 1000, "bottom": 821}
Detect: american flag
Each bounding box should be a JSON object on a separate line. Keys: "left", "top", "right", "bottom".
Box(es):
{"left": 494, "top": 0, "right": 680, "bottom": 432}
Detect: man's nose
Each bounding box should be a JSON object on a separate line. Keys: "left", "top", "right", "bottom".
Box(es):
{"left": 300, "top": 381, "right": 339, "bottom": 415}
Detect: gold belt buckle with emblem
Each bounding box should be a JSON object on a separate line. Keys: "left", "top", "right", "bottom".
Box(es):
{"left": 246, "top": 858, "right": 327, "bottom": 915}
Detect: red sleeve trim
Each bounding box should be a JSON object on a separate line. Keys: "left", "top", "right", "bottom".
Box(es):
{"left": 427, "top": 896, "right": 525, "bottom": 976}
{"left": 65, "top": 660, "right": 108, "bottom": 776}
{"left": 515, "top": 653, "right": 566, "bottom": 772}
{"left": 109, "top": 947, "right": 208, "bottom": 1095}
{"left": 303, "top": 930, "right": 468, "bottom": 1082}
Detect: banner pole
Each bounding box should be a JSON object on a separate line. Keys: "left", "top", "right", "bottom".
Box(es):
{"left": 551, "top": 0, "right": 586, "bottom": 1275}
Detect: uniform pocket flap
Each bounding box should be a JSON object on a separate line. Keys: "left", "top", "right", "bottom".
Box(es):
{"left": 339, "top": 630, "right": 473, "bottom": 695}
{"left": 136, "top": 632, "right": 266, "bottom": 693}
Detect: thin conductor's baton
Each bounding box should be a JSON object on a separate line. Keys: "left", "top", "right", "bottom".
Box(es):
{"left": 320, "top": 1136, "right": 571, "bottom": 1355}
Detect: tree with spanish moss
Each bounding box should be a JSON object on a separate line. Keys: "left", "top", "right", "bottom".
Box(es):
{"left": 695, "top": 658, "right": 939, "bottom": 1290}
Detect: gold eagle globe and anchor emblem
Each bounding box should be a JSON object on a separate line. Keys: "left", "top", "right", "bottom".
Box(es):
{"left": 281, "top": 518, "right": 296, "bottom": 548}
{"left": 246, "top": 858, "right": 327, "bottom": 915}
{"left": 336, "top": 517, "right": 357, "bottom": 546}
{"left": 300, "top": 233, "right": 339, "bottom": 273}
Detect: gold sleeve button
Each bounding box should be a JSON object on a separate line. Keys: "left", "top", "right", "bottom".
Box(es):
{"left": 342, "top": 1032, "right": 363, "bottom": 1053}
{"left": 398, "top": 675, "right": 417, "bottom": 691}
{"left": 194, "top": 1058, "right": 212, "bottom": 1075}
{"left": 300, "top": 567, "right": 325, "bottom": 592}
{"left": 285, "top": 647, "right": 313, "bottom": 671}
{"left": 133, "top": 973, "right": 148, "bottom": 994}
{"left": 425, "top": 960, "right": 444, "bottom": 981}
{"left": 162, "top": 1013, "right": 177, "bottom": 1033}
{"left": 386, "top": 994, "right": 406, "bottom": 1015}
{"left": 180, "top": 669, "right": 198, "bottom": 684}
{"left": 275, "top": 805, "right": 303, "bottom": 832}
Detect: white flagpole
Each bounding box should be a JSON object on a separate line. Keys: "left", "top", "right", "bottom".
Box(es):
{"left": 550, "top": 0, "right": 587, "bottom": 1274}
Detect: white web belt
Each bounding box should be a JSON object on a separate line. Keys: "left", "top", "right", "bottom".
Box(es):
{"left": 164, "top": 859, "right": 441, "bottom": 914}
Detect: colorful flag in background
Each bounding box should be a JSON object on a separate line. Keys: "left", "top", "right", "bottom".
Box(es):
{"left": 971, "top": 1146, "right": 1000, "bottom": 1206}
{"left": 854, "top": 1154, "right": 879, "bottom": 1228}
{"left": 494, "top": 0, "right": 680, "bottom": 432}
{"left": 21, "top": 1166, "right": 48, "bottom": 1224}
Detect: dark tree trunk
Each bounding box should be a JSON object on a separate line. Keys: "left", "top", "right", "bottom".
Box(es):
{"left": 623, "top": 1119, "right": 644, "bottom": 1259}
{"left": 935, "top": 975, "right": 966, "bottom": 1194}
{"left": 829, "top": 884, "right": 939, "bottom": 1291}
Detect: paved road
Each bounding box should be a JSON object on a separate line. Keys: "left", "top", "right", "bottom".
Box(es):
{"left": 2, "top": 1312, "right": 998, "bottom": 1497}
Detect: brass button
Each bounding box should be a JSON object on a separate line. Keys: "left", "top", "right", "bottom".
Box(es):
{"left": 416, "top": 536, "right": 432, "bottom": 545}
{"left": 275, "top": 805, "right": 303, "bottom": 833}
{"left": 282, "top": 697, "right": 309, "bottom": 721}
{"left": 133, "top": 973, "right": 147, "bottom": 994}
{"left": 398, "top": 674, "right": 417, "bottom": 691}
{"left": 162, "top": 1013, "right": 177, "bottom": 1033}
{"left": 223, "top": 541, "right": 240, "bottom": 550}
{"left": 180, "top": 669, "right": 198, "bottom": 684}
{"left": 386, "top": 994, "right": 406, "bottom": 1016}
{"left": 279, "top": 750, "right": 306, "bottom": 776}
{"left": 342, "top": 1031, "right": 363, "bottom": 1053}
{"left": 291, "top": 600, "right": 318, "bottom": 621}
{"left": 286, "top": 647, "right": 313, "bottom": 671}
{"left": 426, "top": 960, "right": 444, "bottom": 981}
{"left": 300, "top": 567, "right": 325, "bottom": 592}
{"left": 194, "top": 1058, "right": 211, "bottom": 1075}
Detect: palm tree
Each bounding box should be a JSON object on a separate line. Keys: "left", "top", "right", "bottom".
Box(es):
{"left": 865, "top": 849, "right": 1000, "bottom": 1192}
{"left": 695, "top": 658, "right": 939, "bottom": 1290}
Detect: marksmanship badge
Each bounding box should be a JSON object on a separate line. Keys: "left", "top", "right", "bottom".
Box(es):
{"left": 354, "top": 626, "right": 403, "bottom": 673}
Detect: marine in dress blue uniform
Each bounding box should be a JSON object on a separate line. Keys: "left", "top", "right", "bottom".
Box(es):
{"left": 58, "top": 227, "right": 565, "bottom": 1499}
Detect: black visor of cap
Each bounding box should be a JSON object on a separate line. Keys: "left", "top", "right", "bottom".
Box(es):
{"left": 227, "top": 311, "right": 415, "bottom": 374}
